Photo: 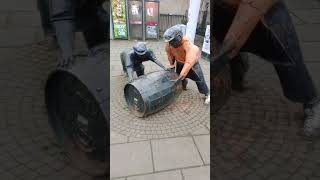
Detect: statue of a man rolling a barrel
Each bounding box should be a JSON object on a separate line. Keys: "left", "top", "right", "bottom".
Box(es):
{"left": 120, "top": 42, "right": 167, "bottom": 83}
{"left": 122, "top": 25, "right": 210, "bottom": 117}
{"left": 213, "top": 0, "right": 320, "bottom": 136}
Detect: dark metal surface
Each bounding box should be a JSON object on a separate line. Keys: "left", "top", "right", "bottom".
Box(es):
{"left": 45, "top": 48, "right": 108, "bottom": 177}
{"left": 124, "top": 70, "right": 182, "bottom": 117}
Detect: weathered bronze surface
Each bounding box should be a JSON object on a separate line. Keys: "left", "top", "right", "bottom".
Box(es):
{"left": 124, "top": 71, "right": 182, "bottom": 117}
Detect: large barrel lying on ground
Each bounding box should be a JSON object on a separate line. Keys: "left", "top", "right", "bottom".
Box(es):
{"left": 45, "top": 49, "right": 108, "bottom": 177}
{"left": 124, "top": 70, "right": 182, "bottom": 117}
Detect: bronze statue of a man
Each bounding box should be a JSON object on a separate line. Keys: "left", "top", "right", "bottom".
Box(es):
{"left": 213, "top": 0, "right": 320, "bottom": 136}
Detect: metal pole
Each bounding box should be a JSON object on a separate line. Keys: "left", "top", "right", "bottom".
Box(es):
{"left": 142, "top": 0, "right": 145, "bottom": 41}
{"left": 157, "top": 1, "right": 160, "bottom": 40}
{"left": 126, "top": 0, "right": 130, "bottom": 40}
{"left": 186, "top": 0, "right": 201, "bottom": 43}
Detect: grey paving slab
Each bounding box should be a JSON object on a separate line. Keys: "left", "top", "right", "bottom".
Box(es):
{"left": 289, "top": 13, "right": 305, "bottom": 25}
{"left": 182, "top": 166, "right": 210, "bottom": 180}
{"left": 151, "top": 137, "right": 203, "bottom": 171}
{"left": 0, "top": 102, "right": 6, "bottom": 129}
{"left": 127, "top": 170, "right": 182, "bottom": 180}
{"left": 128, "top": 136, "right": 149, "bottom": 143}
{"left": 0, "top": 13, "right": 7, "bottom": 27}
{"left": 193, "top": 135, "right": 210, "bottom": 165}
{"left": 284, "top": 0, "right": 320, "bottom": 9}
{"left": 293, "top": 9, "right": 320, "bottom": 23}
{"left": 0, "top": 28, "right": 37, "bottom": 47}
{"left": 190, "top": 126, "right": 210, "bottom": 136}
{"left": 111, "top": 131, "right": 128, "bottom": 144}
{"left": 110, "top": 141, "right": 153, "bottom": 178}
{"left": 301, "top": 42, "right": 320, "bottom": 60}
{"left": 296, "top": 24, "right": 320, "bottom": 42}
{"left": 9, "top": 12, "right": 41, "bottom": 28}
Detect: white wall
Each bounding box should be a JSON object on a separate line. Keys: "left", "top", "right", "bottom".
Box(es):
{"left": 159, "top": 0, "right": 189, "bottom": 15}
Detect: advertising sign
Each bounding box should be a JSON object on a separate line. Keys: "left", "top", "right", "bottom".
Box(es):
{"left": 128, "top": 0, "right": 143, "bottom": 39}
{"left": 202, "top": 25, "right": 210, "bottom": 54}
{"left": 112, "top": 0, "right": 128, "bottom": 39}
{"left": 145, "top": 2, "right": 159, "bottom": 39}
{"left": 129, "top": 0, "right": 143, "bottom": 25}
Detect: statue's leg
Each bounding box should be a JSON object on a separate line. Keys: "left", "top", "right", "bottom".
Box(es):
{"left": 243, "top": 1, "right": 317, "bottom": 103}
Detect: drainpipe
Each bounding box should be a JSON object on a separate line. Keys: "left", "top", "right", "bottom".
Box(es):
{"left": 186, "top": 0, "right": 201, "bottom": 43}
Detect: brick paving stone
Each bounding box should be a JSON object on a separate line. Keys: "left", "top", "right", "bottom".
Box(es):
{"left": 182, "top": 166, "right": 210, "bottom": 180}
{"left": 151, "top": 137, "right": 203, "bottom": 171}
{"left": 110, "top": 141, "right": 153, "bottom": 178}
{"left": 127, "top": 170, "right": 182, "bottom": 180}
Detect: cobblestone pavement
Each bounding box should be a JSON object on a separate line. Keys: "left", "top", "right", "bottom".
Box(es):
{"left": 110, "top": 40, "right": 210, "bottom": 179}
{"left": 0, "top": 1, "right": 104, "bottom": 180}
{"left": 213, "top": 0, "right": 320, "bottom": 180}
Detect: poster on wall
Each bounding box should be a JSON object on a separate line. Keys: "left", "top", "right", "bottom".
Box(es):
{"left": 128, "top": 0, "right": 143, "bottom": 39}
{"left": 202, "top": 25, "right": 210, "bottom": 54}
{"left": 129, "top": 1, "right": 143, "bottom": 24}
{"left": 112, "top": 0, "right": 128, "bottom": 39}
{"left": 145, "top": 1, "right": 159, "bottom": 39}
{"left": 146, "top": 26, "right": 157, "bottom": 38}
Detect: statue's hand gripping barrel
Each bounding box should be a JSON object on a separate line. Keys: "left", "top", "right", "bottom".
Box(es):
{"left": 124, "top": 71, "right": 183, "bottom": 117}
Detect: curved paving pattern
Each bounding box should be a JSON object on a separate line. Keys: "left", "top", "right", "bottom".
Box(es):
{"left": 0, "top": 41, "right": 102, "bottom": 180}
{"left": 110, "top": 75, "right": 210, "bottom": 139}
{"left": 213, "top": 55, "right": 320, "bottom": 180}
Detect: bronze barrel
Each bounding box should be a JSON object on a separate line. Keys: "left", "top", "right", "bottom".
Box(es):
{"left": 124, "top": 70, "right": 182, "bottom": 117}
